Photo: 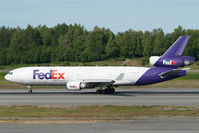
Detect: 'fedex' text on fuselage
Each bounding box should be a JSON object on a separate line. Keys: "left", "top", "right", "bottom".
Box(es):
{"left": 33, "top": 70, "right": 65, "bottom": 80}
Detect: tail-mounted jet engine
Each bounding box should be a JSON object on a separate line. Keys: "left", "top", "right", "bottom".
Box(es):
{"left": 150, "top": 56, "right": 195, "bottom": 67}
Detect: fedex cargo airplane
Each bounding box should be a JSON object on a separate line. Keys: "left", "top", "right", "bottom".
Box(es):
{"left": 5, "top": 36, "right": 195, "bottom": 94}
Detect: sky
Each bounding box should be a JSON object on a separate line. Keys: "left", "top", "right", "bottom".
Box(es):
{"left": 0, "top": 0, "right": 199, "bottom": 33}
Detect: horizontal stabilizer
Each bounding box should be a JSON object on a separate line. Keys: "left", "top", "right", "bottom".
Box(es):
{"left": 159, "top": 69, "right": 181, "bottom": 78}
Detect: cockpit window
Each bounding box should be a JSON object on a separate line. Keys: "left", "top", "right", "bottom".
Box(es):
{"left": 8, "top": 72, "right": 13, "bottom": 75}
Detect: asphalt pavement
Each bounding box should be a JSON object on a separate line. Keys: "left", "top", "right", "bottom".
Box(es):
{"left": 0, "top": 118, "right": 199, "bottom": 133}
{"left": 0, "top": 88, "right": 199, "bottom": 106}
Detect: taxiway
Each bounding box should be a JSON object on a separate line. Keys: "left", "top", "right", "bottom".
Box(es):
{"left": 0, "top": 88, "right": 198, "bottom": 106}
{"left": 0, "top": 118, "right": 199, "bottom": 133}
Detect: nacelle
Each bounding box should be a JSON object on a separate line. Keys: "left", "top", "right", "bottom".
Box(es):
{"left": 150, "top": 56, "right": 161, "bottom": 66}
{"left": 150, "top": 56, "right": 195, "bottom": 67}
{"left": 66, "top": 81, "right": 87, "bottom": 91}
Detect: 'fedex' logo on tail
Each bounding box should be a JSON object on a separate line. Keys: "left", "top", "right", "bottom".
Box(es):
{"left": 163, "top": 60, "right": 177, "bottom": 65}
{"left": 33, "top": 70, "right": 65, "bottom": 80}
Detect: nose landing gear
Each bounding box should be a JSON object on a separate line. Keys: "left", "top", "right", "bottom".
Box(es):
{"left": 27, "top": 85, "right": 32, "bottom": 94}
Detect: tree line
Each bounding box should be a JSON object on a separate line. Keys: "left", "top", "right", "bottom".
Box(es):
{"left": 0, "top": 24, "right": 198, "bottom": 65}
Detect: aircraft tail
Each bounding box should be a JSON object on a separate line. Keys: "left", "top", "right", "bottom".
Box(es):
{"left": 150, "top": 35, "right": 195, "bottom": 68}
{"left": 162, "top": 36, "right": 190, "bottom": 57}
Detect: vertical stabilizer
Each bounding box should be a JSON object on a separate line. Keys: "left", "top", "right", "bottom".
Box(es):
{"left": 162, "top": 36, "right": 190, "bottom": 57}
{"left": 151, "top": 35, "right": 195, "bottom": 67}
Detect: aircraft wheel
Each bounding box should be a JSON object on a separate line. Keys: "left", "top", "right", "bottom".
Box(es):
{"left": 96, "top": 88, "right": 115, "bottom": 94}
{"left": 28, "top": 89, "right": 32, "bottom": 94}
{"left": 104, "top": 88, "right": 115, "bottom": 94}
{"left": 96, "top": 89, "right": 103, "bottom": 94}
{"left": 96, "top": 90, "right": 100, "bottom": 94}
{"left": 27, "top": 85, "right": 32, "bottom": 94}
{"left": 110, "top": 88, "right": 115, "bottom": 94}
{"left": 104, "top": 89, "right": 110, "bottom": 94}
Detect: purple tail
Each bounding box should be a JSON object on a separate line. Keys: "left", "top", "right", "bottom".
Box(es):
{"left": 162, "top": 35, "right": 190, "bottom": 57}
{"left": 152, "top": 35, "right": 195, "bottom": 68}
{"left": 136, "top": 35, "right": 195, "bottom": 86}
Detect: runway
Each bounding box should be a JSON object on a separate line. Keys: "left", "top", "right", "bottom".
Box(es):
{"left": 1, "top": 118, "right": 199, "bottom": 133}
{"left": 0, "top": 88, "right": 199, "bottom": 106}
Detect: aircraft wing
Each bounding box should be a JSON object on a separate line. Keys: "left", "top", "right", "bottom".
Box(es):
{"left": 81, "top": 79, "right": 115, "bottom": 86}
{"left": 67, "top": 79, "right": 115, "bottom": 90}
{"left": 82, "top": 79, "right": 114, "bottom": 83}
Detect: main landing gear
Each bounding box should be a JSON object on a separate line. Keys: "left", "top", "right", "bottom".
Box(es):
{"left": 96, "top": 87, "right": 115, "bottom": 94}
{"left": 27, "top": 85, "right": 32, "bottom": 94}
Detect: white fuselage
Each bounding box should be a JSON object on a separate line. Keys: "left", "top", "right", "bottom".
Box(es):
{"left": 5, "top": 66, "right": 150, "bottom": 86}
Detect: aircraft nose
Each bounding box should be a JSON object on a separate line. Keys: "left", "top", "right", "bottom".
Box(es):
{"left": 4, "top": 74, "right": 9, "bottom": 81}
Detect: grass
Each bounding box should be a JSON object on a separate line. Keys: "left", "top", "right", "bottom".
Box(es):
{"left": 178, "top": 72, "right": 199, "bottom": 80}
{"left": 1, "top": 58, "right": 198, "bottom": 71}
{"left": 0, "top": 105, "right": 198, "bottom": 118}
{"left": 142, "top": 80, "right": 199, "bottom": 88}
{"left": 0, "top": 72, "right": 7, "bottom": 80}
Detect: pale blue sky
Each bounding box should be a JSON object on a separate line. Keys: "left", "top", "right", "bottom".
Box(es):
{"left": 0, "top": 0, "right": 198, "bottom": 33}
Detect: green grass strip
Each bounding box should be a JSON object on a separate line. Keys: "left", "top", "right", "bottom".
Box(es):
{"left": 0, "top": 72, "right": 7, "bottom": 80}
{"left": 0, "top": 105, "right": 198, "bottom": 118}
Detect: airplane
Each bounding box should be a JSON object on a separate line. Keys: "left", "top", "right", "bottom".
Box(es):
{"left": 5, "top": 35, "right": 195, "bottom": 94}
